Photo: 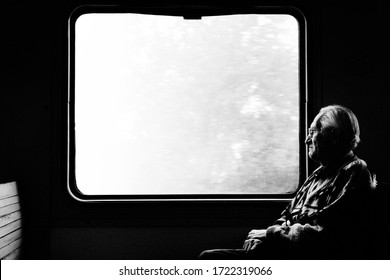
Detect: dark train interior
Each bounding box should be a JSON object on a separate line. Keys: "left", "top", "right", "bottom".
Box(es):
{"left": 1, "top": 0, "right": 390, "bottom": 260}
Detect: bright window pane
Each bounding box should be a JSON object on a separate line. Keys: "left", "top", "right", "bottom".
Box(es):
{"left": 74, "top": 13, "right": 300, "bottom": 195}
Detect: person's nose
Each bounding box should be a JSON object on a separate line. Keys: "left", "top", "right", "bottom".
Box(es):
{"left": 305, "top": 134, "right": 311, "bottom": 145}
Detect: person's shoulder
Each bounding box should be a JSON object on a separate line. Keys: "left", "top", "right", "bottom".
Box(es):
{"left": 344, "top": 157, "right": 367, "bottom": 169}
{"left": 341, "top": 156, "right": 376, "bottom": 190}
{"left": 342, "top": 156, "right": 370, "bottom": 174}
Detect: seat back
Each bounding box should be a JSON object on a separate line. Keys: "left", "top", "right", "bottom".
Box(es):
{"left": 0, "top": 182, "right": 22, "bottom": 259}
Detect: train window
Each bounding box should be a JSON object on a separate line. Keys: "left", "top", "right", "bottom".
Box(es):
{"left": 69, "top": 9, "right": 305, "bottom": 199}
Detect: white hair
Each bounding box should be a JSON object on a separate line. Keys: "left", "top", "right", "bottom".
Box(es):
{"left": 315, "top": 105, "right": 360, "bottom": 151}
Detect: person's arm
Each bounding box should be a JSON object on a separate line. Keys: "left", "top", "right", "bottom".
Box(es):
{"left": 242, "top": 184, "right": 299, "bottom": 251}
{"left": 265, "top": 223, "right": 324, "bottom": 245}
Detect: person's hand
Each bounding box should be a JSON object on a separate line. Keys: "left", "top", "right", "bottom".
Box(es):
{"left": 247, "top": 229, "right": 267, "bottom": 240}
{"left": 243, "top": 238, "right": 263, "bottom": 252}
{"left": 242, "top": 229, "right": 267, "bottom": 252}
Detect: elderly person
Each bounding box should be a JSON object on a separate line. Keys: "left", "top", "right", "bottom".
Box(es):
{"left": 200, "top": 105, "right": 375, "bottom": 259}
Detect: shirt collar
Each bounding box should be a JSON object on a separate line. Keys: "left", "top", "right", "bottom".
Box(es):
{"left": 313, "top": 151, "right": 356, "bottom": 178}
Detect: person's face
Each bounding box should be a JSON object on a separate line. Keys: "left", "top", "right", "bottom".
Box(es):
{"left": 305, "top": 118, "right": 333, "bottom": 165}
{"left": 305, "top": 125, "right": 321, "bottom": 162}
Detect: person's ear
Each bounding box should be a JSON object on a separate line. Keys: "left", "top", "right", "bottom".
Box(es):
{"left": 330, "top": 128, "right": 341, "bottom": 146}
{"left": 323, "top": 127, "right": 339, "bottom": 145}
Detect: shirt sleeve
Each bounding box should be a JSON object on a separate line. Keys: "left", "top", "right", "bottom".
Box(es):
{"left": 266, "top": 223, "right": 324, "bottom": 245}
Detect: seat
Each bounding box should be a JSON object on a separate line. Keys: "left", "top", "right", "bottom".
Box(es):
{"left": 0, "top": 182, "right": 22, "bottom": 259}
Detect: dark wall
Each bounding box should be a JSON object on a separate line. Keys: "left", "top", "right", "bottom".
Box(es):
{"left": 1, "top": 0, "right": 389, "bottom": 259}
{"left": 2, "top": 1, "right": 52, "bottom": 259}
{"left": 319, "top": 0, "right": 390, "bottom": 180}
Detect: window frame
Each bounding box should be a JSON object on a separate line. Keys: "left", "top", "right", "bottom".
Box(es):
{"left": 67, "top": 5, "right": 307, "bottom": 202}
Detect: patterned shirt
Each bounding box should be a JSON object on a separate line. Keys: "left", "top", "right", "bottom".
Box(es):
{"left": 265, "top": 152, "right": 375, "bottom": 258}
